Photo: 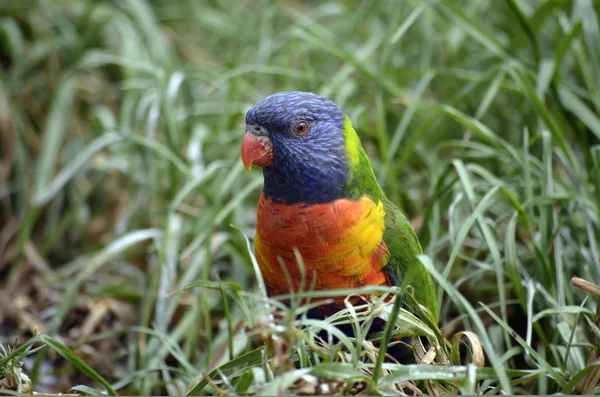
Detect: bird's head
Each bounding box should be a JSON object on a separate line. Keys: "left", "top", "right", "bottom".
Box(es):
{"left": 241, "top": 91, "right": 366, "bottom": 205}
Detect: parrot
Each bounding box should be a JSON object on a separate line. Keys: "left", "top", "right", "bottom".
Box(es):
{"left": 240, "top": 91, "right": 437, "bottom": 350}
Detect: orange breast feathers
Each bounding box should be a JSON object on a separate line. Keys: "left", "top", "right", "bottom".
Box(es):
{"left": 254, "top": 193, "right": 392, "bottom": 298}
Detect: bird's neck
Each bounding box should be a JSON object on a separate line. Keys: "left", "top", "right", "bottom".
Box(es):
{"left": 341, "top": 146, "right": 385, "bottom": 201}
{"left": 340, "top": 116, "right": 385, "bottom": 201}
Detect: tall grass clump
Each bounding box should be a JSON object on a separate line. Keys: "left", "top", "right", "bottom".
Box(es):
{"left": 0, "top": 0, "right": 599, "bottom": 395}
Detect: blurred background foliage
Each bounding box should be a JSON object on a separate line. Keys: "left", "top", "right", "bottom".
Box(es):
{"left": 1, "top": 0, "right": 600, "bottom": 395}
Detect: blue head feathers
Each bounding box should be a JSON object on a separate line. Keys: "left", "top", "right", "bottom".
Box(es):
{"left": 245, "top": 91, "right": 349, "bottom": 205}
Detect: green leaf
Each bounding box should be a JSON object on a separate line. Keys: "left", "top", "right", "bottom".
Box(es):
{"left": 373, "top": 288, "right": 403, "bottom": 382}
{"left": 382, "top": 364, "right": 468, "bottom": 383}
{"left": 419, "top": 255, "right": 513, "bottom": 393}
{"left": 33, "top": 133, "right": 124, "bottom": 206}
{"left": 562, "top": 360, "right": 600, "bottom": 394}
{"left": 234, "top": 369, "right": 254, "bottom": 394}
{"left": 480, "top": 304, "right": 567, "bottom": 387}
{"left": 574, "top": 0, "right": 600, "bottom": 96}
{"left": 504, "top": 0, "right": 541, "bottom": 62}
{"left": 508, "top": 65, "right": 577, "bottom": 171}
{"left": 69, "top": 385, "right": 107, "bottom": 396}
{"left": 33, "top": 77, "right": 78, "bottom": 200}
{"left": 186, "top": 346, "right": 263, "bottom": 395}
{"left": 310, "top": 363, "right": 366, "bottom": 380}
{"left": 39, "top": 335, "right": 117, "bottom": 396}
{"left": 558, "top": 86, "right": 600, "bottom": 140}
{"left": 52, "top": 229, "right": 162, "bottom": 333}
{"left": 259, "top": 369, "right": 312, "bottom": 396}
{"left": 532, "top": 306, "right": 596, "bottom": 323}
{"left": 553, "top": 21, "right": 582, "bottom": 81}
{"left": 436, "top": 1, "right": 508, "bottom": 57}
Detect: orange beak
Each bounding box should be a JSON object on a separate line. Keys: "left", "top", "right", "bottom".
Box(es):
{"left": 241, "top": 131, "right": 274, "bottom": 170}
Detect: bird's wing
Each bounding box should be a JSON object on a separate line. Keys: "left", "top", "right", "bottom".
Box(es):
{"left": 381, "top": 197, "right": 438, "bottom": 319}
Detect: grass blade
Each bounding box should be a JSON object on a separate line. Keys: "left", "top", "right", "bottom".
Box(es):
{"left": 39, "top": 335, "right": 117, "bottom": 396}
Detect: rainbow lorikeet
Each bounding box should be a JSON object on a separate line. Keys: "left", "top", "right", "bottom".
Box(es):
{"left": 240, "top": 91, "right": 437, "bottom": 338}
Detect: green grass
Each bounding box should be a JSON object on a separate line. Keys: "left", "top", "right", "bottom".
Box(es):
{"left": 1, "top": 0, "right": 600, "bottom": 394}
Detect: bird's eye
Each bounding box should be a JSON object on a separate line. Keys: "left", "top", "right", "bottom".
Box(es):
{"left": 293, "top": 121, "right": 309, "bottom": 136}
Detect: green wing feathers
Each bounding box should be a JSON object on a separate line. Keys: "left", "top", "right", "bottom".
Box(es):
{"left": 342, "top": 120, "right": 437, "bottom": 319}
{"left": 381, "top": 197, "right": 438, "bottom": 320}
